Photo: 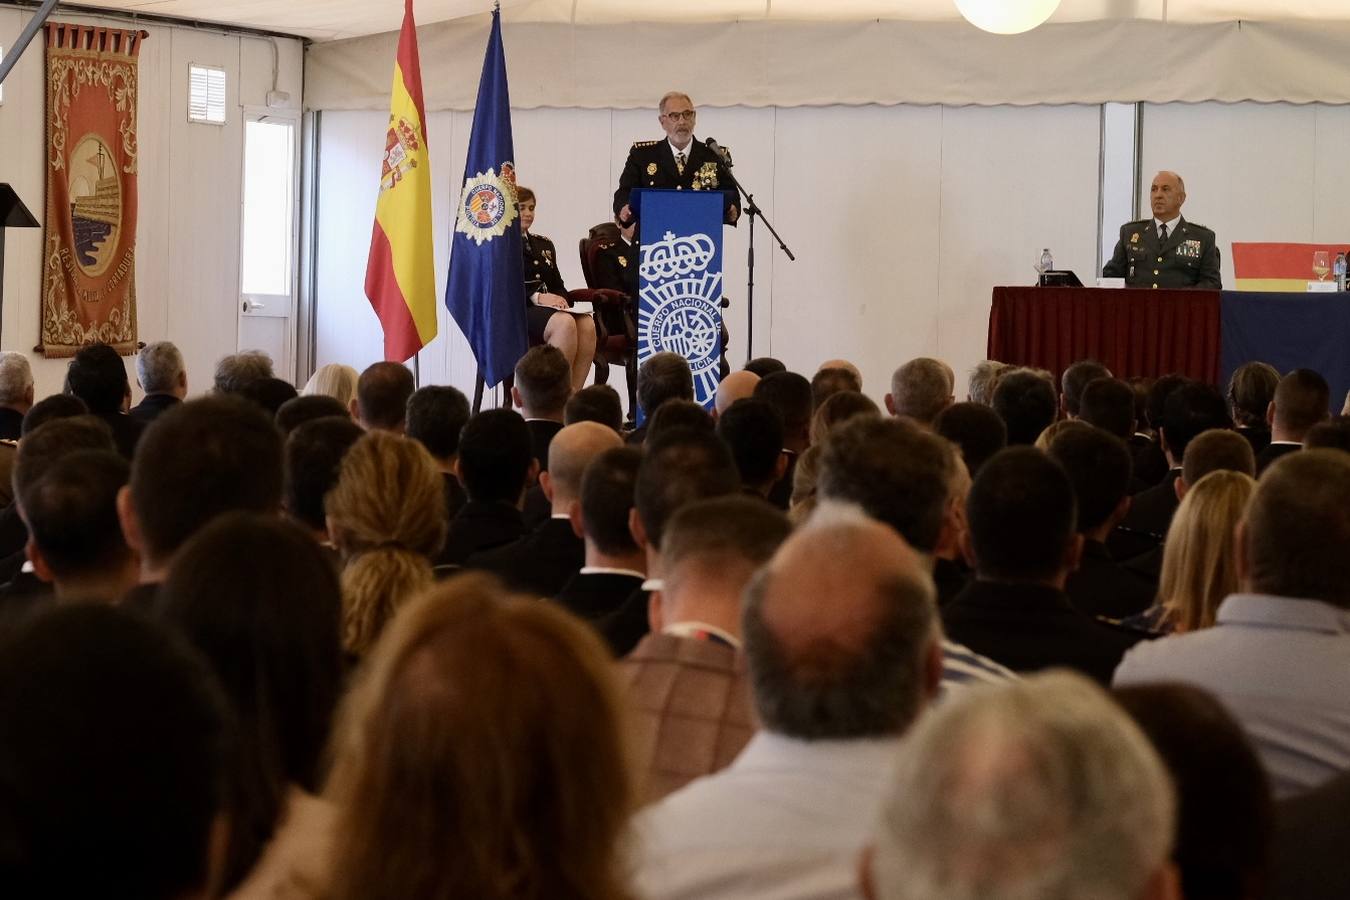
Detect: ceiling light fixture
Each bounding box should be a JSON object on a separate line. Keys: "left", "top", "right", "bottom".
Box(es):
{"left": 954, "top": 0, "right": 1061, "bottom": 35}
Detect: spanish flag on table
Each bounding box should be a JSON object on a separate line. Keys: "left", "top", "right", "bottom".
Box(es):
{"left": 364, "top": 0, "right": 437, "bottom": 363}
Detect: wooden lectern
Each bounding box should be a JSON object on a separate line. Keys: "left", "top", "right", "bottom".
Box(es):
{"left": 0, "top": 185, "right": 38, "bottom": 346}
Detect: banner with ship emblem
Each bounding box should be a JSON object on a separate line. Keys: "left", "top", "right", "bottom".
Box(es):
{"left": 634, "top": 189, "right": 724, "bottom": 422}
{"left": 40, "top": 24, "right": 146, "bottom": 358}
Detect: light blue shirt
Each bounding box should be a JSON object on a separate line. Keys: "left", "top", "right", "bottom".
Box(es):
{"left": 1114, "top": 593, "right": 1350, "bottom": 798}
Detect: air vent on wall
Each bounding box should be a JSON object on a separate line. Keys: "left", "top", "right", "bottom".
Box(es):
{"left": 188, "top": 64, "right": 226, "bottom": 125}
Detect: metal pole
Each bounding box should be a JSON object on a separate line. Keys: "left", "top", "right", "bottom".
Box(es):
{"left": 0, "top": 0, "right": 61, "bottom": 87}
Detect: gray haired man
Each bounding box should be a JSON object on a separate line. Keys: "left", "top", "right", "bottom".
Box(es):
{"left": 0, "top": 352, "right": 34, "bottom": 440}
{"left": 131, "top": 341, "right": 187, "bottom": 425}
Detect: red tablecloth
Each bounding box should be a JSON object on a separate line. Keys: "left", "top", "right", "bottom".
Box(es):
{"left": 987, "top": 287, "right": 1221, "bottom": 384}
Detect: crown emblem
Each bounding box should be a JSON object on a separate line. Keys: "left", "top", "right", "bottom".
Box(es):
{"left": 640, "top": 231, "right": 716, "bottom": 282}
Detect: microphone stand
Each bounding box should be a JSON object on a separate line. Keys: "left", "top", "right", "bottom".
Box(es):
{"left": 711, "top": 144, "right": 795, "bottom": 364}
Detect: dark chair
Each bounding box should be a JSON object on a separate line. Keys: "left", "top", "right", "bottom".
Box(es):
{"left": 579, "top": 224, "right": 639, "bottom": 421}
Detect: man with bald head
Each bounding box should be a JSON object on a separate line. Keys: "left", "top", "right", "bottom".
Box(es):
{"left": 467, "top": 421, "right": 622, "bottom": 596}
{"left": 714, "top": 369, "right": 759, "bottom": 418}
{"left": 635, "top": 504, "right": 944, "bottom": 900}
{"left": 1103, "top": 170, "right": 1221, "bottom": 289}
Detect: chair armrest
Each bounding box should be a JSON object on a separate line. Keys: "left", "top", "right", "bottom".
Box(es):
{"left": 566, "top": 288, "right": 629, "bottom": 307}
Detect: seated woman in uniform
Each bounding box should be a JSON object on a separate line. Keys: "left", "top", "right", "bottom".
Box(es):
{"left": 518, "top": 186, "right": 598, "bottom": 394}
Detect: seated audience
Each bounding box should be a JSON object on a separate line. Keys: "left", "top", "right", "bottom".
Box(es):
{"left": 238, "top": 376, "right": 298, "bottom": 418}
{"left": 1048, "top": 423, "right": 1154, "bottom": 619}
{"left": 0, "top": 352, "right": 33, "bottom": 440}
{"left": 1032, "top": 418, "right": 1081, "bottom": 451}
{"left": 1059, "top": 359, "right": 1111, "bottom": 419}
{"left": 352, "top": 361, "right": 415, "bottom": 433}
{"left": 1227, "top": 361, "right": 1279, "bottom": 457}
{"left": 933, "top": 401, "right": 1006, "bottom": 476}
{"left": 754, "top": 370, "right": 813, "bottom": 507}
{"left": 744, "top": 356, "right": 787, "bottom": 378}
{"left": 66, "top": 341, "right": 145, "bottom": 458}
{"left": 1269, "top": 770, "right": 1350, "bottom": 900}
{"left": 992, "top": 367, "right": 1057, "bottom": 446}
{"left": 566, "top": 383, "right": 624, "bottom": 432}
{"left": 1078, "top": 376, "right": 1137, "bottom": 442}
{"left": 717, "top": 398, "right": 787, "bottom": 501}
{"left": 275, "top": 394, "right": 349, "bottom": 436}
{"left": 1257, "top": 367, "right": 1329, "bottom": 474}
{"left": 714, "top": 369, "right": 760, "bottom": 418}
{"left": 301, "top": 362, "right": 359, "bottom": 409}
{"left": 1305, "top": 414, "right": 1350, "bottom": 453}
{"left": 1134, "top": 373, "right": 1188, "bottom": 486}
{"left": 405, "top": 385, "right": 471, "bottom": 520}
{"left": 941, "top": 447, "right": 1142, "bottom": 683}
{"left": 633, "top": 352, "right": 695, "bottom": 442}
{"left": 966, "top": 359, "right": 1010, "bottom": 406}
{"left": 817, "top": 358, "right": 862, "bottom": 389}
{"left": 635, "top": 506, "right": 942, "bottom": 900}
{"left": 788, "top": 445, "right": 822, "bottom": 524}
{"left": 555, "top": 446, "right": 646, "bottom": 623}
{"left": 885, "top": 357, "right": 953, "bottom": 426}
{"left": 646, "top": 399, "right": 714, "bottom": 443}
{"left": 283, "top": 416, "right": 365, "bottom": 550}
{"left": 20, "top": 393, "right": 87, "bottom": 435}
{"left": 159, "top": 513, "right": 344, "bottom": 897}
{"left": 1114, "top": 450, "right": 1350, "bottom": 798}
{"left": 469, "top": 422, "right": 620, "bottom": 596}
{"left": 439, "top": 409, "right": 534, "bottom": 565}
{"left": 512, "top": 345, "right": 571, "bottom": 471}
{"left": 809, "top": 390, "right": 880, "bottom": 448}
{"left": 1114, "top": 684, "right": 1273, "bottom": 900}
{"left": 623, "top": 496, "right": 792, "bottom": 803}
{"left": 325, "top": 431, "right": 445, "bottom": 657}
{"left": 0, "top": 605, "right": 228, "bottom": 899}
{"left": 866, "top": 672, "right": 1176, "bottom": 900}
{"left": 215, "top": 350, "right": 274, "bottom": 394}
{"left": 321, "top": 575, "right": 635, "bottom": 900}
{"left": 811, "top": 365, "right": 862, "bottom": 407}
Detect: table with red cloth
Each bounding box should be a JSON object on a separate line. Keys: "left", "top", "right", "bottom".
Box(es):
{"left": 986, "top": 286, "right": 1221, "bottom": 384}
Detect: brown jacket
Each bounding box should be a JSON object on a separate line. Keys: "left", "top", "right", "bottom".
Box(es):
{"left": 620, "top": 632, "right": 756, "bottom": 805}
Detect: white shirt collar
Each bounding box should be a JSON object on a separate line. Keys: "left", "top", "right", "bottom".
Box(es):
{"left": 1154, "top": 215, "right": 1181, "bottom": 237}
{"left": 668, "top": 138, "right": 694, "bottom": 160}
{"left": 642, "top": 577, "right": 664, "bottom": 593}
{"left": 663, "top": 620, "right": 742, "bottom": 650}
{"left": 579, "top": 566, "right": 645, "bottom": 578}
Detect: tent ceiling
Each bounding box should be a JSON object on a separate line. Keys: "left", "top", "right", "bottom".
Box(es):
{"left": 54, "top": 0, "right": 1350, "bottom": 42}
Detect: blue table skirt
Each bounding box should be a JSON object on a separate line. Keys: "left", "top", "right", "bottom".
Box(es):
{"left": 1221, "top": 291, "right": 1350, "bottom": 412}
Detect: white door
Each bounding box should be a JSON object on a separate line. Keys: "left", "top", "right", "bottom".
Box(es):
{"left": 239, "top": 113, "right": 300, "bottom": 383}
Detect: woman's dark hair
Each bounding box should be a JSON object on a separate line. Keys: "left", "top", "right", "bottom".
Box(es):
{"left": 158, "top": 512, "right": 344, "bottom": 894}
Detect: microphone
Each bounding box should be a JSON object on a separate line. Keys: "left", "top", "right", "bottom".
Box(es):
{"left": 705, "top": 137, "right": 733, "bottom": 167}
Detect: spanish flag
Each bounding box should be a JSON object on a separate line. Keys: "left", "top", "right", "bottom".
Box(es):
{"left": 364, "top": 0, "right": 437, "bottom": 362}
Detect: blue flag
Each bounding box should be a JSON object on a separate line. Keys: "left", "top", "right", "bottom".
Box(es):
{"left": 445, "top": 8, "right": 527, "bottom": 388}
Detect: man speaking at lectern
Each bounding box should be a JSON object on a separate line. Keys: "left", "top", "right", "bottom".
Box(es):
{"left": 1103, "top": 171, "right": 1222, "bottom": 289}
{"left": 613, "top": 92, "right": 740, "bottom": 228}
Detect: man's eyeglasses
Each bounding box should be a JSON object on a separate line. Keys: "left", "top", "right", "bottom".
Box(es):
{"left": 662, "top": 110, "right": 696, "bottom": 121}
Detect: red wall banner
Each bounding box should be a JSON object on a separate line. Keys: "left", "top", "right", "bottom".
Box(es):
{"left": 40, "top": 24, "right": 146, "bottom": 357}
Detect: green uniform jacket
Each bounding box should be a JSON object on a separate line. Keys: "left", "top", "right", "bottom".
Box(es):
{"left": 1102, "top": 217, "right": 1222, "bottom": 289}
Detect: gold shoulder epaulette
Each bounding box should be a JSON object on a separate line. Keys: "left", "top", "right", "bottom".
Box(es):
{"left": 533, "top": 232, "right": 551, "bottom": 243}
{"left": 633, "top": 139, "right": 660, "bottom": 148}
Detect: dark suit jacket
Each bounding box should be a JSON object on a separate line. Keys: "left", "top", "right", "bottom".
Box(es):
{"left": 438, "top": 501, "right": 525, "bottom": 567}
{"left": 933, "top": 556, "right": 970, "bottom": 608}
{"left": 95, "top": 410, "right": 147, "bottom": 460}
{"left": 1237, "top": 423, "right": 1272, "bottom": 458}
{"left": 1109, "top": 469, "right": 1180, "bottom": 561}
{"left": 765, "top": 449, "right": 797, "bottom": 511}
{"left": 1130, "top": 434, "right": 1170, "bottom": 488}
{"left": 555, "top": 571, "right": 645, "bottom": 623}
{"left": 1102, "top": 217, "right": 1222, "bottom": 289}
{"left": 129, "top": 393, "right": 180, "bottom": 425}
{"left": 465, "top": 517, "right": 584, "bottom": 598}
{"left": 1065, "top": 539, "right": 1156, "bottom": 620}
{"left": 1256, "top": 441, "right": 1301, "bottom": 476}
{"left": 0, "top": 407, "right": 23, "bottom": 441}
{"left": 940, "top": 579, "right": 1145, "bottom": 685}
{"left": 441, "top": 472, "right": 467, "bottom": 521}
{"left": 1269, "top": 770, "right": 1350, "bottom": 900}
{"left": 613, "top": 138, "right": 740, "bottom": 225}
{"left": 526, "top": 419, "right": 563, "bottom": 474}
{"left": 594, "top": 238, "right": 638, "bottom": 297}
{"left": 597, "top": 585, "right": 652, "bottom": 657}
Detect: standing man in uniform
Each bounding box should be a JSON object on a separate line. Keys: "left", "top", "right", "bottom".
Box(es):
{"left": 613, "top": 92, "right": 740, "bottom": 228}
{"left": 1103, "top": 171, "right": 1222, "bottom": 289}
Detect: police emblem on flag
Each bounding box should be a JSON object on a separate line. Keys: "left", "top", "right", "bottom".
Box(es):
{"left": 639, "top": 230, "right": 723, "bottom": 404}
{"left": 454, "top": 164, "right": 519, "bottom": 245}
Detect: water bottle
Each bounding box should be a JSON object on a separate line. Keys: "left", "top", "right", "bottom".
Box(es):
{"left": 1336, "top": 252, "right": 1347, "bottom": 291}
{"left": 1040, "top": 248, "right": 1054, "bottom": 273}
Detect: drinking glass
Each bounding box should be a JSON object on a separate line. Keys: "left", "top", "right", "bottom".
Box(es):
{"left": 1313, "top": 250, "right": 1331, "bottom": 281}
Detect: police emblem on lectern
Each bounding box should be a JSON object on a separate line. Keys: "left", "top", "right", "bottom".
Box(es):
{"left": 639, "top": 230, "right": 724, "bottom": 406}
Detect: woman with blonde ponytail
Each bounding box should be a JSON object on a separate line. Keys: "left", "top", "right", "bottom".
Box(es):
{"left": 325, "top": 431, "right": 446, "bottom": 658}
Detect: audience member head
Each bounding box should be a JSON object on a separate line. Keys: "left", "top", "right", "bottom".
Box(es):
{"left": 122, "top": 397, "right": 283, "bottom": 576}
{"left": 21, "top": 393, "right": 87, "bottom": 435}
{"left": 634, "top": 429, "right": 739, "bottom": 554}
{"left": 20, "top": 450, "right": 134, "bottom": 601}
{"left": 13, "top": 416, "right": 115, "bottom": 501}
{"left": 1269, "top": 367, "right": 1330, "bottom": 441}
{"left": 136, "top": 342, "right": 186, "bottom": 399}
{"left": 1129, "top": 376, "right": 1153, "bottom": 431}
{"left": 812, "top": 366, "right": 862, "bottom": 407}
{"left": 743, "top": 505, "right": 941, "bottom": 741}
{"left": 646, "top": 398, "right": 713, "bottom": 443}
{"left": 512, "top": 345, "right": 572, "bottom": 419}
{"left": 1181, "top": 428, "right": 1256, "bottom": 488}
{"left": 933, "top": 401, "right": 1006, "bottom": 476}
{"left": 302, "top": 362, "right": 360, "bottom": 409}
{"left": 66, "top": 342, "right": 129, "bottom": 414}
{"left": 1033, "top": 418, "right": 1081, "bottom": 452}
{"left": 284, "top": 416, "right": 365, "bottom": 536}
{"left": 276, "top": 394, "right": 350, "bottom": 436}
{"left": 324, "top": 576, "right": 632, "bottom": 900}
{"left": 576, "top": 446, "right": 643, "bottom": 560}
{"left": 1114, "top": 684, "right": 1273, "bottom": 900}
{"left": 887, "top": 357, "right": 954, "bottom": 425}
{"left": 160, "top": 513, "right": 344, "bottom": 894}
{"left": 818, "top": 358, "right": 862, "bottom": 385}
{"left": 214, "top": 350, "right": 274, "bottom": 395}
{"left": 1146, "top": 373, "right": 1188, "bottom": 432}
{"left": 455, "top": 409, "right": 536, "bottom": 505}
{"left": 715, "top": 369, "right": 760, "bottom": 416}
{"left": 967, "top": 359, "right": 1010, "bottom": 406}
{"left": 1061, "top": 359, "right": 1112, "bottom": 417}
{"left": 238, "top": 376, "right": 298, "bottom": 419}
{"left": 1241, "top": 450, "right": 1350, "bottom": 607}
{"left": 565, "top": 383, "right": 624, "bottom": 432}
{"left": 809, "top": 390, "right": 880, "bottom": 447}
{"left": 818, "top": 416, "right": 957, "bottom": 554}
{"left": 0, "top": 352, "right": 33, "bottom": 412}
{"left": 325, "top": 431, "right": 446, "bottom": 657}
{"left": 1159, "top": 470, "right": 1256, "bottom": 634}
{"left": 354, "top": 362, "right": 415, "bottom": 432}
{"left": 638, "top": 351, "right": 694, "bottom": 418}
{"left": 869, "top": 671, "right": 1175, "bottom": 900}
{"left": 744, "top": 356, "right": 787, "bottom": 378}
{"left": 1079, "top": 376, "right": 1137, "bottom": 440}
{"left": 1305, "top": 415, "right": 1350, "bottom": 454}
{"left": 1227, "top": 361, "right": 1280, "bottom": 430}
{"left": 0, "top": 606, "right": 228, "bottom": 899}
{"left": 543, "top": 422, "right": 622, "bottom": 513}
{"left": 1047, "top": 422, "right": 1133, "bottom": 538}
{"left": 717, "top": 398, "right": 786, "bottom": 496}
{"left": 966, "top": 447, "right": 1079, "bottom": 584}
{"left": 1160, "top": 381, "right": 1232, "bottom": 464}
{"left": 992, "top": 368, "right": 1058, "bottom": 446}
{"left": 405, "top": 385, "right": 471, "bottom": 465}
{"left": 754, "top": 370, "right": 813, "bottom": 451}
